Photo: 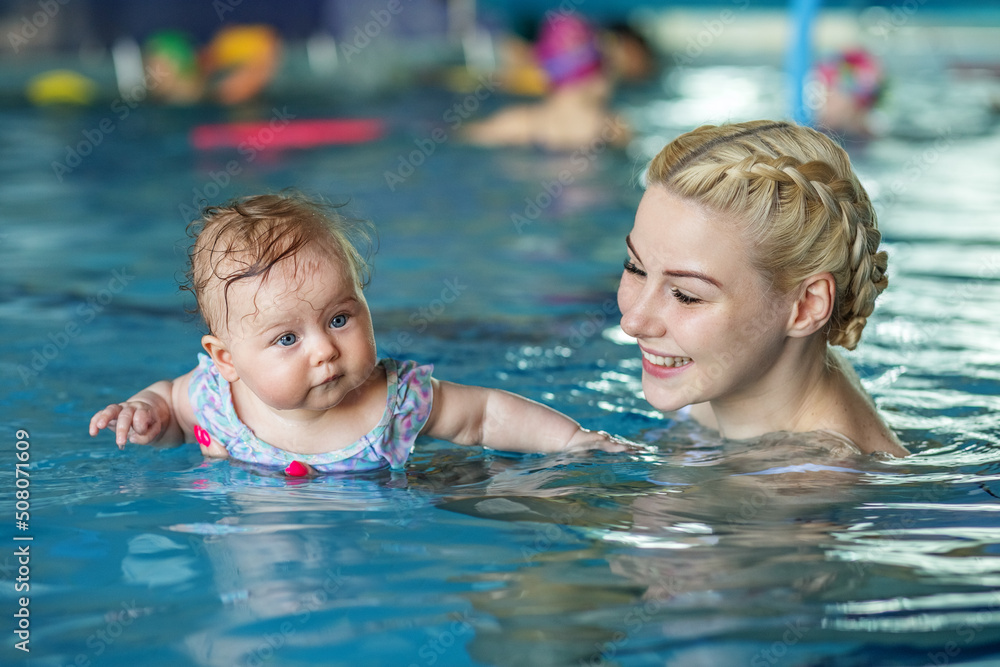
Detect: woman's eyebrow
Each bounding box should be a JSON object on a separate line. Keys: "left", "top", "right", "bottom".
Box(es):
{"left": 625, "top": 234, "right": 642, "bottom": 261}
{"left": 625, "top": 234, "right": 722, "bottom": 289}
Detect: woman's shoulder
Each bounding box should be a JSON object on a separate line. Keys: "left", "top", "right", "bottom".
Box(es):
{"left": 838, "top": 420, "right": 909, "bottom": 458}
{"left": 826, "top": 354, "right": 909, "bottom": 457}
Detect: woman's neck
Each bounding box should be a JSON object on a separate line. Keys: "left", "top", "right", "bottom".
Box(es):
{"left": 708, "top": 338, "right": 836, "bottom": 441}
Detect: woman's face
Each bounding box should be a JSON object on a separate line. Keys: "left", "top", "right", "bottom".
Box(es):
{"left": 616, "top": 185, "right": 795, "bottom": 413}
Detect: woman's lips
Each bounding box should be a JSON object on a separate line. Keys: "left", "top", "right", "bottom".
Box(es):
{"left": 640, "top": 347, "right": 692, "bottom": 377}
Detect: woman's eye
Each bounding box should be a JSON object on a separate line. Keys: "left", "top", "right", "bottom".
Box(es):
{"left": 623, "top": 259, "right": 646, "bottom": 277}
{"left": 276, "top": 333, "right": 297, "bottom": 347}
{"left": 330, "top": 314, "right": 349, "bottom": 329}
{"left": 671, "top": 288, "right": 701, "bottom": 305}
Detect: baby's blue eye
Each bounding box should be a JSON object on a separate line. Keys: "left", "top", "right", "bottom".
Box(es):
{"left": 330, "top": 314, "right": 348, "bottom": 329}
{"left": 276, "top": 333, "right": 297, "bottom": 347}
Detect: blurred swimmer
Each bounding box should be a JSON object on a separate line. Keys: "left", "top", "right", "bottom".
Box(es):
{"left": 811, "top": 48, "right": 886, "bottom": 138}
{"left": 463, "top": 14, "right": 630, "bottom": 151}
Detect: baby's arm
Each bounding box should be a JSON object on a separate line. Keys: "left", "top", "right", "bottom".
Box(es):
{"left": 89, "top": 372, "right": 198, "bottom": 449}
{"left": 421, "top": 378, "right": 621, "bottom": 453}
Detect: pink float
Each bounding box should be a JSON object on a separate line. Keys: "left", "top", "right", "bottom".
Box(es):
{"left": 191, "top": 118, "right": 385, "bottom": 150}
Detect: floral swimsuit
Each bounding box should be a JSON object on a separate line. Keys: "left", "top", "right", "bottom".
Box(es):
{"left": 188, "top": 354, "right": 434, "bottom": 472}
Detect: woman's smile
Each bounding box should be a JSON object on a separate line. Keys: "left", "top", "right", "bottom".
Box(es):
{"left": 640, "top": 347, "right": 693, "bottom": 378}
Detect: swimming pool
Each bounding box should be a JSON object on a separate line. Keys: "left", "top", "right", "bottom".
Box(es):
{"left": 4, "top": 61, "right": 1000, "bottom": 666}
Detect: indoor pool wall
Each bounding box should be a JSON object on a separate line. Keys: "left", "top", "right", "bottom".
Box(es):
{"left": 3, "top": 62, "right": 1000, "bottom": 666}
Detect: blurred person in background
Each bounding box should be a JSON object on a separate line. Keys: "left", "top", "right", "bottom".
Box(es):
{"left": 463, "top": 13, "right": 631, "bottom": 151}
{"left": 810, "top": 48, "right": 886, "bottom": 139}
{"left": 144, "top": 24, "right": 281, "bottom": 105}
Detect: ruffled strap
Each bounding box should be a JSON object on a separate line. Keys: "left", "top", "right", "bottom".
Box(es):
{"left": 188, "top": 353, "right": 246, "bottom": 452}
{"left": 371, "top": 358, "right": 434, "bottom": 469}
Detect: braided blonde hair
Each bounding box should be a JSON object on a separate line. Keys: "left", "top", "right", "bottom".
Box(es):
{"left": 647, "top": 120, "right": 887, "bottom": 350}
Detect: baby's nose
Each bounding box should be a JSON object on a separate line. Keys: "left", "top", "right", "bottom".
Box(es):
{"left": 312, "top": 337, "right": 339, "bottom": 364}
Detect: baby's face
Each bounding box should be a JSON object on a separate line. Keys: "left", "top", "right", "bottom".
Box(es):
{"left": 218, "top": 243, "right": 378, "bottom": 414}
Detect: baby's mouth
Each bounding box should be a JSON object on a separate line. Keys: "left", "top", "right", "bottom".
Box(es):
{"left": 642, "top": 350, "right": 692, "bottom": 368}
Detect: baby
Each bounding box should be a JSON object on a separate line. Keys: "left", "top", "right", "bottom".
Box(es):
{"left": 89, "top": 193, "right": 619, "bottom": 474}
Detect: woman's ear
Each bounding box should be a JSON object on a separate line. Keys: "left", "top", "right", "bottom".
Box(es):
{"left": 202, "top": 335, "right": 240, "bottom": 382}
{"left": 787, "top": 273, "right": 835, "bottom": 338}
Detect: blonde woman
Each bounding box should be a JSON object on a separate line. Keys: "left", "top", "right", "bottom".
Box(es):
{"left": 618, "top": 120, "right": 907, "bottom": 457}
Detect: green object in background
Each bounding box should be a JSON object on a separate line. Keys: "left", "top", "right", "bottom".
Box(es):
{"left": 144, "top": 29, "right": 199, "bottom": 77}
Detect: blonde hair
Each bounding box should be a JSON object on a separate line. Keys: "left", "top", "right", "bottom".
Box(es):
{"left": 646, "top": 120, "right": 887, "bottom": 350}
{"left": 183, "top": 192, "right": 372, "bottom": 334}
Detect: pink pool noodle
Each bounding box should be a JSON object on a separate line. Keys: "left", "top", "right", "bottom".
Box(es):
{"left": 191, "top": 118, "right": 385, "bottom": 150}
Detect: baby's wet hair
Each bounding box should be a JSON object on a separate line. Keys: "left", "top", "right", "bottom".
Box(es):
{"left": 182, "top": 191, "right": 374, "bottom": 334}
{"left": 647, "top": 120, "right": 886, "bottom": 351}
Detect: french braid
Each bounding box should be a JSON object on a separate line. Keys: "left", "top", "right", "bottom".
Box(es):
{"left": 647, "top": 120, "right": 886, "bottom": 350}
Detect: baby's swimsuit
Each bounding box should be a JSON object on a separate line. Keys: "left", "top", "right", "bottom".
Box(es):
{"left": 188, "top": 354, "right": 434, "bottom": 472}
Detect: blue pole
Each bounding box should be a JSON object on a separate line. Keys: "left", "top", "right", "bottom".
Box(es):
{"left": 787, "top": 0, "right": 821, "bottom": 125}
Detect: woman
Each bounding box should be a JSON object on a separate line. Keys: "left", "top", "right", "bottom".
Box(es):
{"left": 617, "top": 120, "right": 907, "bottom": 457}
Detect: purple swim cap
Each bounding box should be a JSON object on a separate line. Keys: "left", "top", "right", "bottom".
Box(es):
{"left": 535, "top": 14, "right": 602, "bottom": 88}
{"left": 816, "top": 48, "right": 886, "bottom": 109}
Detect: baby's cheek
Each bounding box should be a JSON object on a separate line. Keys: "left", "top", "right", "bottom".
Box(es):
{"left": 254, "top": 379, "right": 304, "bottom": 412}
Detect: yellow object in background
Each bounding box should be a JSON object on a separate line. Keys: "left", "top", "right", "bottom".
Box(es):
{"left": 205, "top": 25, "right": 278, "bottom": 69}
{"left": 441, "top": 64, "right": 547, "bottom": 97}
{"left": 203, "top": 24, "right": 281, "bottom": 105}
{"left": 501, "top": 64, "right": 548, "bottom": 96}
{"left": 27, "top": 69, "right": 98, "bottom": 106}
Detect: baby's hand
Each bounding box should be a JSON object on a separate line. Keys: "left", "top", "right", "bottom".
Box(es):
{"left": 89, "top": 401, "right": 165, "bottom": 448}
{"left": 567, "top": 429, "right": 632, "bottom": 453}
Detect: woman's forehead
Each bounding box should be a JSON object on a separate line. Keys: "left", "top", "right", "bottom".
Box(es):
{"left": 631, "top": 186, "right": 765, "bottom": 290}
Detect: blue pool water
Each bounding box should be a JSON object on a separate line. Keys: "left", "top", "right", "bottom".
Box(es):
{"left": 4, "top": 63, "right": 1000, "bottom": 666}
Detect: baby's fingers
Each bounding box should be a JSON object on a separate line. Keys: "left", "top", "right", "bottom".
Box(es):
{"left": 114, "top": 405, "right": 137, "bottom": 448}
{"left": 595, "top": 432, "right": 629, "bottom": 453}
{"left": 89, "top": 404, "right": 123, "bottom": 436}
{"left": 128, "top": 409, "right": 161, "bottom": 444}
{"left": 576, "top": 430, "right": 634, "bottom": 453}
{"left": 602, "top": 433, "right": 646, "bottom": 454}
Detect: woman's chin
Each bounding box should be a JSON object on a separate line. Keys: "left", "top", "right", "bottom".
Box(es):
{"left": 640, "top": 383, "right": 695, "bottom": 415}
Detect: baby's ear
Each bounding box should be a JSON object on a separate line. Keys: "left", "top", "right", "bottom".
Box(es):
{"left": 786, "top": 273, "right": 835, "bottom": 338}
{"left": 201, "top": 335, "right": 239, "bottom": 382}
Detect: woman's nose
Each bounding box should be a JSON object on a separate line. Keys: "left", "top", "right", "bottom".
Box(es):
{"left": 618, "top": 283, "right": 663, "bottom": 339}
